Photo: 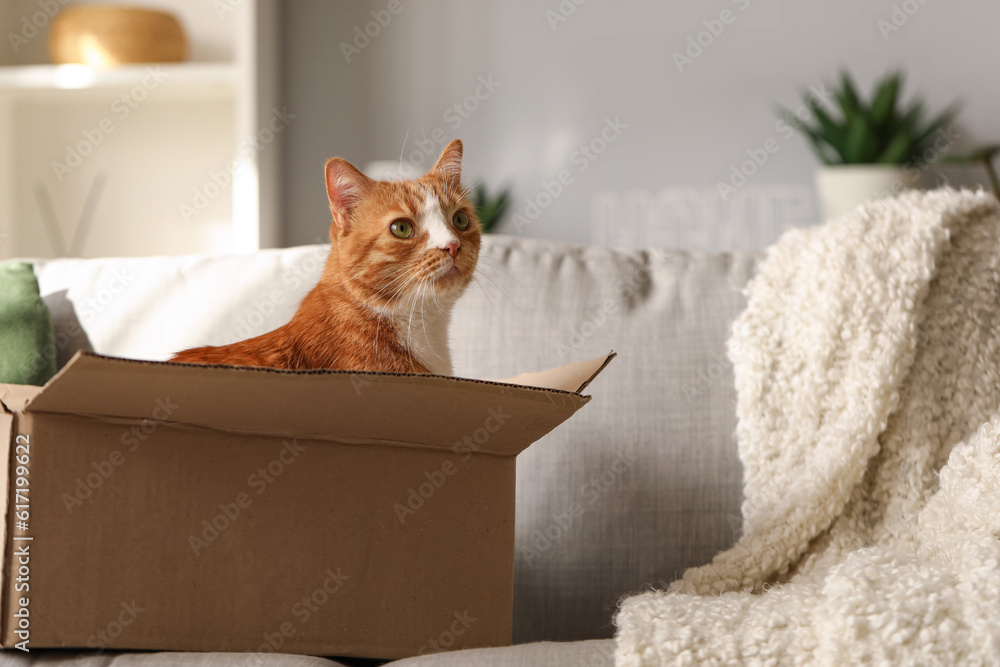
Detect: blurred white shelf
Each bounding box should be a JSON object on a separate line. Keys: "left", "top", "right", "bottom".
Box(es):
{"left": 0, "top": 0, "right": 279, "bottom": 259}
{"left": 0, "top": 62, "right": 238, "bottom": 96}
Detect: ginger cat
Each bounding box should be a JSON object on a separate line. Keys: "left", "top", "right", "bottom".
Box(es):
{"left": 171, "top": 140, "right": 480, "bottom": 375}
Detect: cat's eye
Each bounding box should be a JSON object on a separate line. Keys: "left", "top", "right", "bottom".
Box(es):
{"left": 390, "top": 219, "right": 414, "bottom": 239}
{"left": 453, "top": 210, "right": 470, "bottom": 231}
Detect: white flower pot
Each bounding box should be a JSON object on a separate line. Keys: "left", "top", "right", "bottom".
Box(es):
{"left": 815, "top": 164, "right": 918, "bottom": 220}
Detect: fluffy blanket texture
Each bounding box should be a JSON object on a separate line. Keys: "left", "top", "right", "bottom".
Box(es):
{"left": 615, "top": 189, "right": 1000, "bottom": 666}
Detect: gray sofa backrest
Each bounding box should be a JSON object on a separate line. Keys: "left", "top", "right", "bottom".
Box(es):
{"left": 31, "top": 235, "right": 759, "bottom": 644}
{"left": 449, "top": 238, "right": 758, "bottom": 642}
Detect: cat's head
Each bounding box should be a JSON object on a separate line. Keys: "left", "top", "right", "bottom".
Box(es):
{"left": 323, "top": 140, "right": 481, "bottom": 313}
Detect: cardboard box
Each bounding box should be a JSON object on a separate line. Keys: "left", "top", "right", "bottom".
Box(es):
{"left": 0, "top": 351, "right": 613, "bottom": 659}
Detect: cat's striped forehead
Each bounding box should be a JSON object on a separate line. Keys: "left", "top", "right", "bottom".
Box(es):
{"left": 391, "top": 176, "right": 462, "bottom": 213}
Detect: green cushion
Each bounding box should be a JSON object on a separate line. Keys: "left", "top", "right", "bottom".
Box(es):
{"left": 0, "top": 262, "right": 56, "bottom": 386}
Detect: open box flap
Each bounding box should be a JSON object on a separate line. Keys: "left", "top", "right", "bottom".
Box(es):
{"left": 497, "top": 351, "right": 616, "bottom": 394}
{"left": 22, "top": 351, "right": 614, "bottom": 457}
{"left": 0, "top": 400, "right": 13, "bottom": 611}
{"left": 0, "top": 384, "right": 43, "bottom": 415}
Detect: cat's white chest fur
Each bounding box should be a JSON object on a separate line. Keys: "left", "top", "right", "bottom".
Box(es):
{"left": 391, "top": 303, "right": 454, "bottom": 376}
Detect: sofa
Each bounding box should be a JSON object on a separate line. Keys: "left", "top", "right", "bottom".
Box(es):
{"left": 1, "top": 233, "right": 760, "bottom": 666}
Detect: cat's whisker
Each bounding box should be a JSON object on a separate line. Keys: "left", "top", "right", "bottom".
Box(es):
{"left": 469, "top": 267, "right": 521, "bottom": 313}
{"left": 370, "top": 267, "right": 419, "bottom": 354}
{"left": 473, "top": 279, "right": 518, "bottom": 309}
{"left": 408, "top": 279, "right": 429, "bottom": 370}
{"left": 433, "top": 282, "right": 444, "bottom": 313}
{"left": 464, "top": 178, "right": 486, "bottom": 191}
{"left": 470, "top": 275, "right": 502, "bottom": 318}
{"left": 372, "top": 270, "right": 416, "bottom": 302}
{"left": 370, "top": 264, "right": 424, "bottom": 306}
{"left": 377, "top": 263, "right": 423, "bottom": 294}
{"left": 398, "top": 127, "right": 410, "bottom": 174}
{"left": 475, "top": 258, "right": 523, "bottom": 296}
{"left": 475, "top": 256, "right": 522, "bottom": 284}
{"left": 475, "top": 269, "right": 512, "bottom": 300}
{"left": 325, "top": 260, "right": 414, "bottom": 297}
{"left": 419, "top": 280, "right": 435, "bottom": 361}
{"left": 323, "top": 273, "right": 362, "bottom": 291}
{"left": 405, "top": 276, "right": 421, "bottom": 359}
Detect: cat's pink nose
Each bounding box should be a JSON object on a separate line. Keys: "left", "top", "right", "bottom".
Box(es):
{"left": 444, "top": 241, "right": 460, "bottom": 259}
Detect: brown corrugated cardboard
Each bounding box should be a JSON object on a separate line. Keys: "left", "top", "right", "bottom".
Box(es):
{"left": 0, "top": 350, "right": 613, "bottom": 659}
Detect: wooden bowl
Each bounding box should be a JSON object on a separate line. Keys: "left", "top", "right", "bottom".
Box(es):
{"left": 48, "top": 5, "right": 188, "bottom": 67}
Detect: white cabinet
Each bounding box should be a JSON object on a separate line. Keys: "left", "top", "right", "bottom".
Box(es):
{"left": 0, "top": 0, "right": 278, "bottom": 259}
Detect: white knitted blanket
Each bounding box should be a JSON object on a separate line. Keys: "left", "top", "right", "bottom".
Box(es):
{"left": 615, "top": 189, "right": 1000, "bottom": 666}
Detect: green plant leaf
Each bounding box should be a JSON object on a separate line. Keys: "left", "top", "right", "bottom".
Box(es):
{"left": 806, "top": 134, "right": 839, "bottom": 165}
{"left": 870, "top": 71, "right": 902, "bottom": 128}
{"left": 835, "top": 70, "right": 863, "bottom": 125}
{"left": 876, "top": 130, "right": 915, "bottom": 164}
{"left": 778, "top": 105, "right": 833, "bottom": 163}
{"left": 913, "top": 102, "right": 960, "bottom": 152}
{"left": 807, "top": 96, "right": 847, "bottom": 157}
{"left": 844, "top": 114, "right": 869, "bottom": 163}
{"left": 898, "top": 100, "right": 925, "bottom": 134}
{"left": 792, "top": 115, "right": 840, "bottom": 164}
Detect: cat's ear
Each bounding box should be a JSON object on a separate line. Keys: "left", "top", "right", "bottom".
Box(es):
{"left": 429, "top": 139, "right": 463, "bottom": 186}
{"left": 325, "top": 157, "right": 373, "bottom": 234}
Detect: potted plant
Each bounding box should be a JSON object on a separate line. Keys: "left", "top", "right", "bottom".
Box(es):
{"left": 782, "top": 71, "right": 959, "bottom": 219}
{"left": 472, "top": 183, "right": 512, "bottom": 233}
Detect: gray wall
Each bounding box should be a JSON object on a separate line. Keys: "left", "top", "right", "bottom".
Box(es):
{"left": 280, "top": 0, "right": 999, "bottom": 251}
